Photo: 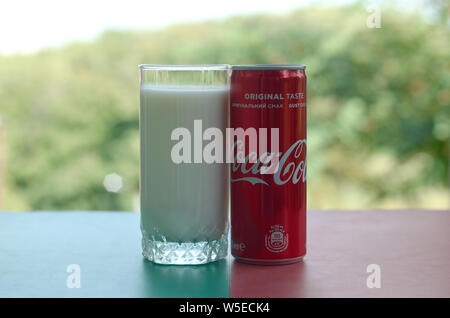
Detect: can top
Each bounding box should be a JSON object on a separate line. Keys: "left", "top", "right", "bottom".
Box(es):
{"left": 231, "top": 64, "right": 306, "bottom": 70}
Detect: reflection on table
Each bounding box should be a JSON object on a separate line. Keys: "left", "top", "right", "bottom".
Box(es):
{"left": 140, "top": 259, "right": 228, "bottom": 298}
{"left": 230, "top": 259, "right": 306, "bottom": 297}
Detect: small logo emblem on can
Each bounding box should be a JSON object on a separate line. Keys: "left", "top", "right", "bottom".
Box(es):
{"left": 265, "top": 225, "right": 288, "bottom": 252}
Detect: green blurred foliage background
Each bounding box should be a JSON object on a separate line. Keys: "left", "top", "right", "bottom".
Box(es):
{"left": 0, "top": 4, "right": 448, "bottom": 211}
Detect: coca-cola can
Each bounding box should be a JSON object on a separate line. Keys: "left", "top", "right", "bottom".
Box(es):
{"left": 230, "top": 64, "right": 307, "bottom": 265}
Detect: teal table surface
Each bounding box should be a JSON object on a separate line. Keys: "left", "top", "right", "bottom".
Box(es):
{"left": 0, "top": 212, "right": 229, "bottom": 298}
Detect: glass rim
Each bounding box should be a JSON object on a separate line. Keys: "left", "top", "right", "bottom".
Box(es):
{"left": 139, "top": 64, "right": 230, "bottom": 71}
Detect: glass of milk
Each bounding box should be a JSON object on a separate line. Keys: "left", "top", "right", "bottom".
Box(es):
{"left": 139, "top": 65, "right": 229, "bottom": 265}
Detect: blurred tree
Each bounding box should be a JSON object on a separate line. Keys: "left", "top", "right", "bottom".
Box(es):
{"left": 0, "top": 4, "right": 448, "bottom": 211}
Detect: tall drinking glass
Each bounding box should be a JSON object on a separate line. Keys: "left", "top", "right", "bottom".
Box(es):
{"left": 139, "top": 65, "right": 229, "bottom": 265}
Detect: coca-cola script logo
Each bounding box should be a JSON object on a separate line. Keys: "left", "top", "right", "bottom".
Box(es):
{"left": 231, "top": 138, "right": 307, "bottom": 186}
{"left": 169, "top": 120, "right": 306, "bottom": 186}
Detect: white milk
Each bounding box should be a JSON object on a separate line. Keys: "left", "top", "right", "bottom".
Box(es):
{"left": 140, "top": 85, "right": 228, "bottom": 243}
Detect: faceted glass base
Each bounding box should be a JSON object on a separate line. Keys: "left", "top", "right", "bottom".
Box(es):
{"left": 141, "top": 229, "right": 228, "bottom": 265}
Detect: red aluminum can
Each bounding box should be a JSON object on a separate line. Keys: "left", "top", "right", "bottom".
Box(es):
{"left": 230, "top": 65, "right": 307, "bottom": 265}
